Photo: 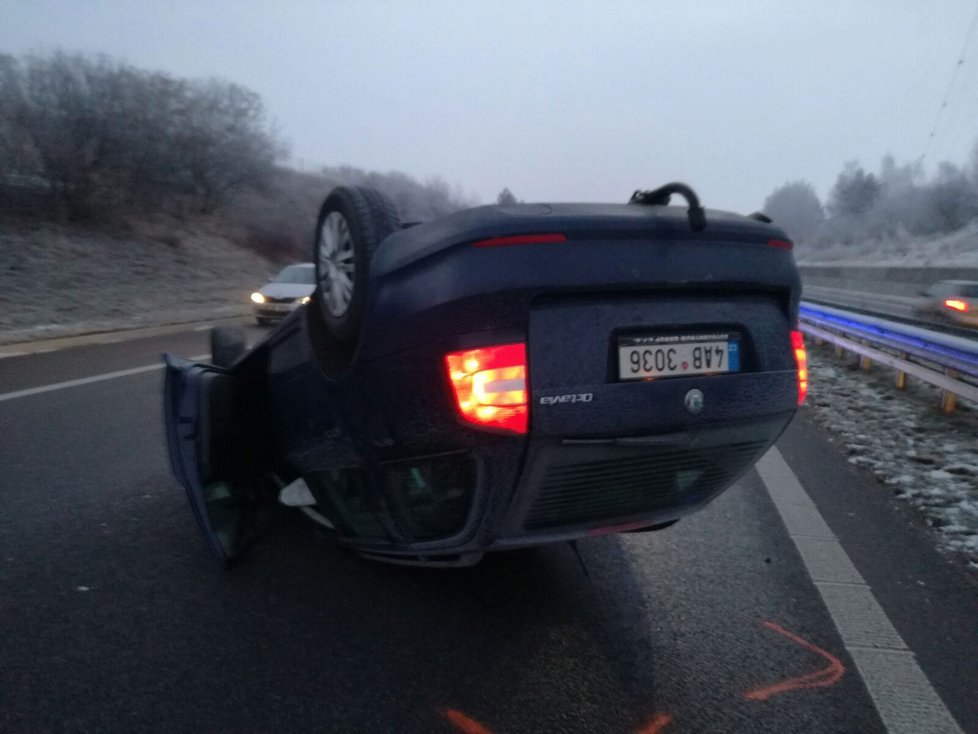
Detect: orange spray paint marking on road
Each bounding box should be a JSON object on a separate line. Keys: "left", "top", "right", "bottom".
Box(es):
{"left": 444, "top": 708, "right": 495, "bottom": 734}
{"left": 744, "top": 621, "right": 846, "bottom": 701}
{"left": 636, "top": 712, "right": 674, "bottom": 733}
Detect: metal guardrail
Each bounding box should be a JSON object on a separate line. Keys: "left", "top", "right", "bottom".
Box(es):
{"left": 799, "top": 302, "right": 978, "bottom": 412}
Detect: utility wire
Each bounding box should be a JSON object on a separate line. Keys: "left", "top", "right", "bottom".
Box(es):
{"left": 930, "top": 58, "right": 978, "bottom": 164}
{"left": 921, "top": 2, "right": 978, "bottom": 164}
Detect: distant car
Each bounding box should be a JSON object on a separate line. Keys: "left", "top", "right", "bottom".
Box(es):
{"left": 164, "top": 183, "right": 806, "bottom": 567}
{"left": 915, "top": 280, "right": 978, "bottom": 327}
{"left": 251, "top": 263, "right": 316, "bottom": 325}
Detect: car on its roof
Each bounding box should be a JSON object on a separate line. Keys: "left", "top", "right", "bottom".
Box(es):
{"left": 250, "top": 263, "right": 316, "bottom": 325}
{"left": 915, "top": 280, "right": 978, "bottom": 327}
{"left": 163, "top": 183, "right": 807, "bottom": 567}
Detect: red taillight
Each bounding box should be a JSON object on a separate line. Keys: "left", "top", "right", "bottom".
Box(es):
{"left": 471, "top": 233, "right": 567, "bottom": 248}
{"left": 791, "top": 330, "right": 808, "bottom": 405}
{"left": 445, "top": 343, "right": 528, "bottom": 434}
{"left": 768, "top": 239, "right": 794, "bottom": 250}
{"left": 944, "top": 298, "right": 970, "bottom": 313}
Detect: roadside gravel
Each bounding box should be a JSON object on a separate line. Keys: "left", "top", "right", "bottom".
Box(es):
{"left": 804, "top": 343, "right": 978, "bottom": 569}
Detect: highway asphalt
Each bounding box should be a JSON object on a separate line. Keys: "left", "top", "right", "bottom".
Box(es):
{"left": 1, "top": 323, "right": 975, "bottom": 733}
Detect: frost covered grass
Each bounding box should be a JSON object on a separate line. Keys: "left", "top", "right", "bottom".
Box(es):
{"left": 0, "top": 219, "right": 277, "bottom": 345}
{"left": 796, "top": 222, "right": 978, "bottom": 267}
{"left": 803, "top": 344, "right": 978, "bottom": 568}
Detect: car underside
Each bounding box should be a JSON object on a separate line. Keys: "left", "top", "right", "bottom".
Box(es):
{"left": 164, "top": 183, "right": 806, "bottom": 567}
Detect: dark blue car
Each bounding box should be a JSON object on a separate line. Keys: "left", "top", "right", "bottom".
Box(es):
{"left": 164, "top": 183, "right": 807, "bottom": 566}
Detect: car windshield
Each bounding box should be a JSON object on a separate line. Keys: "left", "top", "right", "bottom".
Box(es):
{"left": 954, "top": 284, "right": 978, "bottom": 298}
{"left": 273, "top": 265, "right": 315, "bottom": 284}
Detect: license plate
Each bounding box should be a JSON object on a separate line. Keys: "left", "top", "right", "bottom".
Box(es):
{"left": 618, "top": 333, "right": 740, "bottom": 380}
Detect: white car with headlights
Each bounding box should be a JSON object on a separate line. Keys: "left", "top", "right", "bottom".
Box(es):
{"left": 251, "top": 263, "right": 316, "bottom": 325}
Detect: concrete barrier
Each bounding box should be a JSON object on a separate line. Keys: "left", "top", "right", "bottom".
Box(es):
{"left": 802, "top": 285, "right": 920, "bottom": 318}
{"left": 798, "top": 265, "right": 978, "bottom": 297}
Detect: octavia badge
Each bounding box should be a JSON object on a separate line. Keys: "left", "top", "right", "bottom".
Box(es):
{"left": 685, "top": 389, "right": 705, "bottom": 414}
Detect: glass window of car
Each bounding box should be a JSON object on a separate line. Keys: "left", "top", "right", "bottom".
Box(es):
{"left": 274, "top": 265, "right": 316, "bottom": 284}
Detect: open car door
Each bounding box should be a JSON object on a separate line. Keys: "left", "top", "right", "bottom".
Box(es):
{"left": 163, "top": 354, "right": 264, "bottom": 565}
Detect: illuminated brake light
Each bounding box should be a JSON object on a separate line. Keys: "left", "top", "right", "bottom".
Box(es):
{"left": 944, "top": 298, "right": 970, "bottom": 312}
{"left": 471, "top": 233, "right": 567, "bottom": 248}
{"left": 445, "top": 343, "right": 528, "bottom": 434}
{"left": 791, "top": 330, "right": 808, "bottom": 405}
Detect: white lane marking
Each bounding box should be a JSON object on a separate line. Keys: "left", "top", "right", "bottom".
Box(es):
{"left": 0, "top": 354, "right": 209, "bottom": 403}
{"left": 757, "top": 448, "right": 963, "bottom": 734}
{"left": 0, "top": 352, "right": 28, "bottom": 359}
{"left": 193, "top": 325, "right": 212, "bottom": 332}
{"left": 791, "top": 536, "right": 864, "bottom": 585}
{"left": 847, "top": 647, "right": 968, "bottom": 734}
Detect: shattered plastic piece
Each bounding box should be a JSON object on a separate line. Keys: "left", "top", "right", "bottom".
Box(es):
{"left": 278, "top": 477, "right": 317, "bottom": 507}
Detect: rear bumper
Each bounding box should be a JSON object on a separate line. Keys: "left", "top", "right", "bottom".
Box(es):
{"left": 337, "top": 412, "right": 793, "bottom": 562}
{"left": 489, "top": 413, "right": 792, "bottom": 548}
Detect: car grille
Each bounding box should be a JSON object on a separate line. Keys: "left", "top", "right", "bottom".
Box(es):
{"left": 264, "top": 296, "right": 296, "bottom": 304}
{"left": 523, "top": 440, "right": 767, "bottom": 531}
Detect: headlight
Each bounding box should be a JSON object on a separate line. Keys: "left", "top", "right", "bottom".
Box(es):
{"left": 251, "top": 292, "right": 265, "bottom": 304}
{"left": 299, "top": 296, "right": 311, "bottom": 305}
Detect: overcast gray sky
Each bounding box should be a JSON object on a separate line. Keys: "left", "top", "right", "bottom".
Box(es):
{"left": 2, "top": 0, "right": 976, "bottom": 212}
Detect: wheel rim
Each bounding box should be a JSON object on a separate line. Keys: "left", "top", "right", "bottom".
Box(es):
{"left": 317, "top": 211, "right": 355, "bottom": 318}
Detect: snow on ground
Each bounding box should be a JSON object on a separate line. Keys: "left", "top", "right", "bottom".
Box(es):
{"left": 803, "top": 343, "right": 978, "bottom": 569}
{"left": 0, "top": 220, "right": 280, "bottom": 345}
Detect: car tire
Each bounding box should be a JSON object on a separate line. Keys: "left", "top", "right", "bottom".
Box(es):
{"left": 313, "top": 186, "right": 401, "bottom": 343}
{"left": 211, "top": 326, "right": 247, "bottom": 368}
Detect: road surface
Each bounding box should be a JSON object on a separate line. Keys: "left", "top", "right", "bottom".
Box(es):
{"left": 1, "top": 324, "right": 975, "bottom": 733}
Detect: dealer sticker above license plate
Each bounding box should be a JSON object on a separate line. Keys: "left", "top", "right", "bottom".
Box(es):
{"left": 618, "top": 333, "right": 741, "bottom": 380}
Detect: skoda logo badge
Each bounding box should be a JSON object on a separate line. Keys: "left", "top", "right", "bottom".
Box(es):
{"left": 685, "top": 389, "right": 704, "bottom": 414}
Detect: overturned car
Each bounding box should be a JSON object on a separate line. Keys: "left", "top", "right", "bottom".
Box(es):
{"left": 164, "top": 183, "right": 807, "bottom": 566}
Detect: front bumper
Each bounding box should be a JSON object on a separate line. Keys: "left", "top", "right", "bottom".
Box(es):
{"left": 254, "top": 301, "right": 301, "bottom": 320}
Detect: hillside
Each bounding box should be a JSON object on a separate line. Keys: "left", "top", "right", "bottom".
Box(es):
{"left": 0, "top": 161, "right": 479, "bottom": 346}
{"left": 0, "top": 215, "right": 279, "bottom": 345}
